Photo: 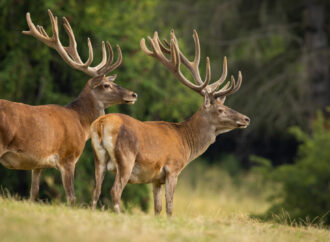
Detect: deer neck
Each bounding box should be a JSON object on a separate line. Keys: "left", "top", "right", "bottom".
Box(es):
{"left": 66, "top": 84, "right": 105, "bottom": 134}
{"left": 180, "top": 107, "right": 216, "bottom": 162}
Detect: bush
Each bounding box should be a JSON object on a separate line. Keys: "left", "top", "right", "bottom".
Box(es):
{"left": 251, "top": 112, "right": 330, "bottom": 225}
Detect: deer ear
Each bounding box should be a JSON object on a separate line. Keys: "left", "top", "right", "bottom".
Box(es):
{"left": 89, "top": 75, "right": 105, "bottom": 89}
{"left": 203, "top": 94, "right": 212, "bottom": 109}
{"left": 106, "top": 74, "right": 117, "bottom": 82}
{"left": 217, "top": 96, "right": 226, "bottom": 104}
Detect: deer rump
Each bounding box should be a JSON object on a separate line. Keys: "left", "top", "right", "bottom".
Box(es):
{"left": 92, "top": 113, "right": 189, "bottom": 185}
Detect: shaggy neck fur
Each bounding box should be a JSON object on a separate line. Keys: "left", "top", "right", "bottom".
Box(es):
{"left": 66, "top": 84, "right": 105, "bottom": 131}
{"left": 179, "top": 107, "right": 216, "bottom": 162}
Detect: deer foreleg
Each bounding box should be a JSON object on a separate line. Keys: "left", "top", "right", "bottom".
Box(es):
{"left": 153, "top": 183, "right": 162, "bottom": 215}
{"left": 165, "top": 171, "right": 178, "bottom": 217}
{"left": 29, "top": 168, "right": 43, "bottom": 201}
{"left": 60, "top": 163, "right": 76, "bottom": 205}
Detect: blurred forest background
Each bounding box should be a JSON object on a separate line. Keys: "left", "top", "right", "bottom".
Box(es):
{"left": 0, "top": 0, "right": 329, "bottom": 224}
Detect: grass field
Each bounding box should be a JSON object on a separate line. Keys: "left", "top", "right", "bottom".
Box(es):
{"left": 0, "top": 161, "right": 329, "bottom": 242}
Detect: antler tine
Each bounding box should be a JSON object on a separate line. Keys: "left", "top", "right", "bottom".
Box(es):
{"left": 109, "top": 44, "right": 122, "bottom": 72}
{"left": 205, "top": 57, "right": 211, "bottom": 85}
{"left": 97, "top": 43, "right": 122, "bottom": 75}
{"left": 171, "top": 29, "right": 208, "bottom": 89}
{"left": 140, "top": 38, "right": 154, "bottom": 56}
{"left": 23, "top": 12, "right": 52, "bottom": 46}
{"left": 142, "top": 29, "right": 241, "bottom": 99}
{"left": 37, "top": 25, "right": 48, "bottom": 38}
{"left": 157, "top": 38, "right": 170, "bottom": 54}
{"left": 94, "top": 41, "right": 107, "bottom": 69}
{"left": 48, "top": 10, "right": 59, "bottom": 43}
{"left": 23, "top": 9, "right": 122, "bottom": 77}
{"left": 160, "top": 34, "right": 204, "bottom": 86}
{"left": 170, "top": 30, "right": 204, "bottom": 85}
{"left": 214, "top": 78, "right": 234, "bottom": 97}
{"left": 207, "top": 57, "right": 228, "bottom": 93}
{"left": 107, "top": 42, "right": 115, "bottom": 66}
{"left": 171, "top": 38, "right": 210, "bottom": 91}
{"left": 141, "top": 30, "right": 211, "bottom": 96}
{"left": 214, "top": 71, "right": 242, "bottom": 98}
{"left": 96, "top": 42, "right": 113, "bottom": 75}
{"left": 150, "top": 31, "right": 168, "bottom": 61}
{"left": 62, "top": 16, "right": 82, "bottom": 63}
{"left": 61, "top": 14, "right": 94, "bottom": 68}
{"left": 141, "top": 32, "right": 171, "bottom": 66}
{"left": 230, "top": 71, "right": 242, "bottom": 94}
{"left": 171, "top": 38, "right": 182, "bottom": 74}
{"left": 153, "top": 31, "right": 163, "bottom": 56}
{"left": 192, "top": 30, "right": 201, "bottom": 77}
{"left": 82, "top": 38, "right": 94, "bottom": 67}
{"left": 142, "top": 32, "right": 171, "bottom": 62}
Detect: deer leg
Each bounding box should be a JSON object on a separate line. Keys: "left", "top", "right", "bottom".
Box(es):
{"left": 153, "top": 183, "right": 162, "bottom": 215}
{"left": 59, "top": 163, "right": 76, "bottom": 205}
{"left": 29, "top": 168, "right": 43, "bottom": 202}
{"left": 92, "top": 152, "right": 107, "bottom": 210}
{"left": 110, "top": 157, "right": 134, "bottom": 214}
{"left": 165, "top": 172, "right": 178, "bottom": 217}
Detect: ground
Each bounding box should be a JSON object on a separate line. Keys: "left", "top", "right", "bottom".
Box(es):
{"left": 0, "top": 161, "right": 329, "bottom": 242}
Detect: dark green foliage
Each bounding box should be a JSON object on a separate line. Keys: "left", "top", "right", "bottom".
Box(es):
{"left": 0, "top": 0, "right": 162, "bottom": 210}
{"left": 1, "top": 0, "right": 330, "bottom": 217}
{"left": 252, "top": 112, "right": 330, "bottom": 225}
{"left": 220, "top": 154, "right": 242, "bottom": 177}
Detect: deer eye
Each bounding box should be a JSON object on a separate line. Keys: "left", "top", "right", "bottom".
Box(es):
{"left": 103, "top": 84, "right": 111, "bottom": 89}
{"left": 218, "top": 109, "right": 224, "bottom": 114}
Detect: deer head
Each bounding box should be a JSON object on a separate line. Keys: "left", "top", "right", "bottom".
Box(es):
{"left": 141, "top": 30, "right": 249, "bottom": 135}
{"left": 23, "top": 10, "right": 137, "bottom": 108}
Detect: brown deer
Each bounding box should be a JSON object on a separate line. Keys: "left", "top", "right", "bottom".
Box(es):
{"left": 90, "top": 30, "right": 250, "bottom": 215}
{"left": 0, "top": 10, "right": 137, "bottom": 204}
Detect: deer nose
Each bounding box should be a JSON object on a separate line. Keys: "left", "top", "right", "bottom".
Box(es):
{"left": 244, "top": 117, "right": 250, "bottom": 124}
{"left": 132, "top": 93, "right": 138, "bottom": 99}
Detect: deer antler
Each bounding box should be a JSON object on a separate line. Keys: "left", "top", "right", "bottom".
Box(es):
{"left": 141, "top": 30, "right": 210, "bottom": 95}
{"left": 141, "top": 29, "right": 242, "bottom": 99}
{"left": 22, "top": 9, "right": 122, "bottom": 77}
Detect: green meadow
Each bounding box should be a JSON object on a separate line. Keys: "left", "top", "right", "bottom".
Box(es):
{"left": 1, "top": 161, "right": 329, "bottom": 242}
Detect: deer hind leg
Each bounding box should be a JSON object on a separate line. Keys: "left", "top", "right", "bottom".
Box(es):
{"left": 92, "top": 148, "right": 108, "bottom": 210}
{"left": 91, "top": 126, "right": 108, "bottom": 209}
{"left": 29, "top": 168, "right": 43, "bottom": 202}
{"left": 110, "top": 152, "right": 135, "bottom": 214}
{"left": 103, "top": 125, "right": 137, "bottom": 213}
{"left": 59, "top": 162, "right": 76, "bottom": 205}
{"left": 153, "top": 183, "right": 162, "bottom": 215}
{"left": 165, "top": 168, "right": 178, "bottom": 217}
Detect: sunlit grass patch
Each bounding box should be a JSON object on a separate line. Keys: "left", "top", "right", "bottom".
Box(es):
{"left": 0, "top": 159, "right": 329, "bottom": 241}
{"left": 172, "top": 159, "right": 270, "bottom": 218}
{"left": 0, "top": 196, "right": 329, "bottom": 242}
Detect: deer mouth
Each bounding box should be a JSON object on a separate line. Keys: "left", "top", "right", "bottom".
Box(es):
{"left": 124, "top": 100, "right": 136, "bottom": 104}
{"left": 123, "top": 92, "right": 138, "bottom": 104}
{"left": 236, "top": 121, "right": 248, "bottom": 128}
{"left": 123, "top": 98, "right": 137, "bottom": 104}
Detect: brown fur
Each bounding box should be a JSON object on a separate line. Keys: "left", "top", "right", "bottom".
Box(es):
{"left": 0, "top": 78, "right": 137, "bottom": 204}
{"left": 2, "top": 9, "right": 139, "bottom": 204}
{"left": 91, "top": 99, "right": 250, "bottom": 215}
{"left": 91, "top": 29, "right": 249, "bottom": 215}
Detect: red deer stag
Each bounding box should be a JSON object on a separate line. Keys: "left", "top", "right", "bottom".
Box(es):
{"left": 0, "top": 10, "right": 137, "bottom": 204}
{"left": 90, "top": 30, "right": 249, "bottom": 215}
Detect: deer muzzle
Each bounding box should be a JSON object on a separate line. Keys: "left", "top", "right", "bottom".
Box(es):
{"left": 236, "top": 116, "right": 250, "bottom": 128}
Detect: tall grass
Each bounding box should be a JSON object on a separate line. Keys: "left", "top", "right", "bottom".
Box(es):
{"left": 172, "top": 159, "right": 270, "bottom": 218}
